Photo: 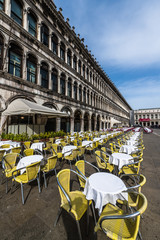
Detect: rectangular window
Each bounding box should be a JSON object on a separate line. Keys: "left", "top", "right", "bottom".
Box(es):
{"left": 27, "top": 61, "right": 36, "bottom": 83}
{"left": 60, "top": 49, "right": 65, "bottom": 61}
{"left": 9, "top": 51, "right": 21, "bottom": 77}
{"left": 28, "top": 14, "right": 36, "bottom": 37}
{"left": 52, "top": 41, "right": 57, "bottom": 55}
{"left": 0, "top": 0, "right": 4, "bottom": 10}
{"left": 41, "top": 69, "right": 48, "bottom": 88}
{"left": 11, "top": 0, "right": 22, "bottom": 25}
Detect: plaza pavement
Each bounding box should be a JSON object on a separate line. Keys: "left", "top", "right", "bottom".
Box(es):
{"left": 0, "top": 130, "right": 160, "bottom": 240}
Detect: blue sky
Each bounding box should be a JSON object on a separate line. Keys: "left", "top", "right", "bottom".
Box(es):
{"left": 53, "top": 0, "right": 160, "bottom": 110}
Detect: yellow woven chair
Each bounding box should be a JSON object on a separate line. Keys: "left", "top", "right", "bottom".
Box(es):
{"left": 12, "top": 161, "right": 41, "bottom": 204}
{"left": 51, "top": 144, "right": 63, "bottom": 159}
{"left": 41, "top": 155, "right": 57, "bottom": 188}
{"left": 11, "top": 146, "right": 21, "bottom": 154}
{"left": 94, "top": 192, "right": 148, "bottom": 240}
{"left": 120, "top": 174, "right": 146, "bottom": 208}
{"left": 1, "top": 144, "right": 10, "bottom": 148}
{"left": 2, "top": 153, "right": 18, "bottom": 193}
{"left": 0, "top": 149, "right": 5, "bottom": 163}
{"left": 24, "top": 148, "right": 34, "bottom": 156}
{"left": 75, "top": 160, "right": 99, "bottom": 189}
{"left": 54, "top": 169, "right": 91, "bottom": 240}
{"left": 23, "top": 141, "right": 31, "bottom": 149}
{"left": 33, "top": 139, "right": 40, "bottom": 143}
{"left": 95, "top": 151, "right": 114, "bottom": 173}
{"left": 119, "top": 157, "right": 143, "bottom": 176}
{"left": 64, "top": 148, "right": 79, "bottom": 168}
{"left": 86, "top": 141, "right": 96, "bottom": 154}
{"left": 77, "top": 145, "right": 86, "bottom": 160}
{"left": 43, "top": 141, "right": 52, "bottom": 156}
{"left": 101, "top": 150, "right": 114, "bottom": 173}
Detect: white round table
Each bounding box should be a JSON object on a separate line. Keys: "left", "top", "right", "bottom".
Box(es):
{"left": 109, "top": 152, "right": 134, "bottom": 170}
{"left": 62, "top": 145, "right": 77, "bottom": 157}
{"left": 83, "top": 172, "right": 128, "bottom": 214}
{"left": 82, "top": 140, "right": 93, "bottom": 147}
{"left": 16, "top": 155, "right": 43, "bottom": 174}
{"left": 120, "top": 145, "right": 138, "bottom": 154}
{"left": 30, "top": 142, "right": 44, "bottom": 151}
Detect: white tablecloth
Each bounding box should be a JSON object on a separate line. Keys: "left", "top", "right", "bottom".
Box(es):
{"left": 30, "top": 142, "right": 44, "bottom": 151}
{"left": 120, "top": 145, "right": 138, "bottom": 154}
{"left": 93, "top": 138, "right": 103, "bottom": 143}
{"left": 16, "top": 155, "right": 43, "bottom": 174}
{"left": 62, "top": 145, "right": 77, "bottom": 157}
{"left": 84, "top": 172, "right": 128, "bottom": 214}
{"left": 82, "top": 140, "right": 93, "bottom": 147}
{"left": 126, "top": 140, "right": 138, "bottom": 146}
{"left": 109, "top": 152, "right": 134, "bottom": 170}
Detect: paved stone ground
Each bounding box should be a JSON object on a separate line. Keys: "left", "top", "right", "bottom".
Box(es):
{"left": 0, "top": 130, "right": 160, "bottom": 240}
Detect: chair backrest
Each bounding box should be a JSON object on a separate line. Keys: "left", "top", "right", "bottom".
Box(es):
{"left": 33, "top": 140, "right": 40, "bottom": 143}
{"left": 24, "top": 141, "right": 31, "bottom": 149}
{"left": 24, "top": 148, "right": 34, "bottom": 156}
{"left": 78, "top": 146, "right": 85, "bottom": 156}
{"left": 52, "top": 144, "right": 58, "bottom": 153}
{"left": 75, "top": 160, "right": 85, "bottom": 188}
{"left": 72, "top": 148, "right": 79, "bottom": 159}
{"left": 0, "top": 150, "right": 5, "bottom": 162}
{"left": 45, "top": 141, "right": 52, "bottom": 149}
{"left": 57, "top": 169, "right": 70, "bottom": 205}
{"left": 12, "top": 147, "right": 21, "bottom": 154}
{"left": 1, "top": 144, "right": 10, "bottom": 148}
{"left": 95, "top": 150, "right": 106, "bottom": 169}
{"left": 49, "top": 138, "right": 54, "bottom": 143}
{"left": 26, "top": 161, "right": 41, "bottom": 182}
{"left": 46, "top": 155, "right": 57, "bottom": 171}
{"left": 3, "top": 153, "right": 18, "bottom": 170}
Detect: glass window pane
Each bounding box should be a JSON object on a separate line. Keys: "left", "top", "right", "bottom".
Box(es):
{"left": 9, "top": 51, "right": 21, "bottom": 77}
{"left": 0, "top": 0, "right": 4, "bottom": 10}
{"left": 27, "top": 60, "right": 36, "bottom": 83}
{"left": 28, "top": 14, "right": 36, "bottom": 37}
{"left": 11, "top": 0, "right": 22, "bottom": 25}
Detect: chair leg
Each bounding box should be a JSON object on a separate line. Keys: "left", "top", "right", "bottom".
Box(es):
{"left": 91, "top": 202, "right": 97, "bottom": 225}
{"left": 138, "top": 229, "right": 143, "bottom": 240}
{"left": 37, "top": 174, "right": 41, "bottom": 193}
{"left": 21, "top": 183, "right": 25, "bottom": 204}
{"left": 43, "top": 172, "right": 47, "bottom": 188}
{"left": 54, "top": 207, "right": 62, "bottom": 227}
{"left": 86, "top": 202, "right": 89, "bottom": 236}
{"left": 6, "top": 178, "right": 8, "bottom": 194}
{"left": 76, "top": 220, "right": 82, "bottom": 240}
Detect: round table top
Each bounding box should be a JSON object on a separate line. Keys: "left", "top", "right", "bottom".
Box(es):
{"left": 88, "top": 172, "right": 127, "bottom": 194}
{"left": 16, "top": 155, "right": 43, "bottom": 173}
{"left": 111, "top": 152, "right": 132, "bottom": 160}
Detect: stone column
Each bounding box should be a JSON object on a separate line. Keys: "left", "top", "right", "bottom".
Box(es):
{"left": 94, "top": 117, "right": 97, "bottom": 131}
{"left": 71, "top": 82, "right": 74, "bottom": 99}
{"left": 49, "top": 33, "right": 52, "bottom": 51}
{"left": 37, "top": 22, "right": 41, "bottom": 42}
{"left": 56, "top": 117, "right": 61, "bottom": 132}
{"left": 70, "top": 117, "right": 74, "bottom": 133}
{"left": 23, "top": 9, "right": 28, "bottom": 30}
{"left": 3, "top": 43, "right": 9, "bottom": 72}
{"left": 57, "top": 73, "right": 61, "bottom": 94}
{"left": 57, "top": 42, "right": 60, "bottom": 58}
{"left": 89, "top": 117, "right": 91, "bottom": 131}
{"left": 4, "top": 0, "right": 11, "bottom": 16}
{"left": 48, "top": 69, "right": 52, "bottom": 90}
{"left": 65, "top": 50, "right": 67, "bottom": 64}
{"left": 81, "top": 117, "right": 84, "bottom": 132}
{"left": 37, "top": 63, "right": 41, "bottom": 86}
{"left": 65, "top": 78, "right": 68, "bottom": 96}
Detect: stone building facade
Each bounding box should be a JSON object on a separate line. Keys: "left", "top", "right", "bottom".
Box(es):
{"left": 0, "top": 0, "right": 131, "bottom": 134}
{"left": 134, "top": 108, "right": 160, "bottom": 128}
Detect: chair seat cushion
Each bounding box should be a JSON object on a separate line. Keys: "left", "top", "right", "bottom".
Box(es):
{"left": 14, "top": 173, "right": 28, "bottom": 183}
{"left": 61, "top": 190, "right": 89, "bottom": 221}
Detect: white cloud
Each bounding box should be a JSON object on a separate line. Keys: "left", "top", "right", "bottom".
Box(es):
{"left": 118, "top": 76, "right": 160, "bottom": 109}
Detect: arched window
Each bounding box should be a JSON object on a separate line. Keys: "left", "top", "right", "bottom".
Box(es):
{"left": 52, "top": 33, "right": 58, "bottom": 55}
{"left": 79, "top": 85, "right": 82, "bottom": 102}
{"left": 60, "top": 42, "right": 65, "bottom": 61}
{"left": 83, "top": 64, "right": 85, "bottom": 78}
{"left": 27, "top": 54, "right": 37, "bottom": 83}
{"left": 40, "top": 62, "right": 48, "bottom": 88}
{"left": 78, "top": 60, "right": 81, "bottom": 74}
{"left": 74, "top": 81, "right": 77, "bottom": 100}
{"left": 86, "top": 68, "right": 89, "bottom": 80}
{"left": 41, "top": 23, "right": 49, "bottom": 47}
{"left": 28, "top": 11, "right": 37, "bottom": 37}
{"left": 51, "top": 68, "right": 58, "bottom": 92}
{"left": 8, "top": 42, "right": 23, "bottom": 77}
{"left": 60, "top": 73, "right": 65, "bottom": 95}
{"left": 0, "top": 34, "right": 4, "bottom": 70}
{"left": 90, "top": 71, "right": 92, "bottom": 82}
{"left": 11, "top": 0, "right": 23, "bottom": 25}
{"left": 73, "top": 55, "right": 77, "bottom": 70}
{"left": 0, "top": 0, "right": 4, "bottom": 10}
{"left": 83, "top": 87, "right": 86, "bottom": 103}
{"left": 87, "top": 90, "right": 89, "bottom": 105}
{"left": 68, "top": 78, "right": 72, "bottom": 98}
{"left": 67, "top": 49, "right": 71, "bottom": 66}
